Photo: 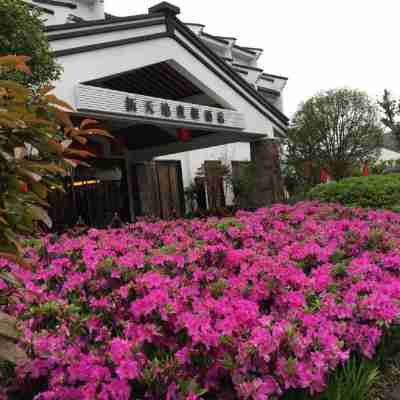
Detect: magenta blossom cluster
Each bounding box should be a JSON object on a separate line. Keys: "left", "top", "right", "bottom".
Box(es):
{"left": 2, "top": 202, "right": 400, "bottom": 400}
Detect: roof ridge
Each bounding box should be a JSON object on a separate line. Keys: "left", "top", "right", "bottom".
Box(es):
{"left": 44, "top": 12, "right": 164, "bottom": 32}
{"left": 32, "top": 0, "right": 77, "bottom": 9}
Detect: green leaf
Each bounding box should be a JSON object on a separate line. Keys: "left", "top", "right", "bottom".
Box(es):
{"left": 29, "top": 205, "right": 52, "bottom": 228}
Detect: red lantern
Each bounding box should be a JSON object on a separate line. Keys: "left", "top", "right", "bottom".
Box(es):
{"left": 320, "top": 168, "right": 329, "bottom": 183}
{"left": 177, "top": 128, "right": 192, "bottom": 142}
{"left": 362, "top": 164, "right": 369, "bottom": 177}
{"left": 19, "top": 181, "right": 28, "bottom": 193}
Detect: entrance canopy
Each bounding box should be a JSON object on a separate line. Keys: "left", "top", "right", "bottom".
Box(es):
{"left": 46, "top": 1, "right": 289, "bottom": 154}
{"left": 76, "top": 83, "right": 245, "bottom": 132}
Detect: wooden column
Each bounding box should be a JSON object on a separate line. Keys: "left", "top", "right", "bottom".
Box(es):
{"left": 250, "top": 139, "right": 284, "bottom": 207}
{"left": 204, "top": 161, "right": 226, "bottom": 210}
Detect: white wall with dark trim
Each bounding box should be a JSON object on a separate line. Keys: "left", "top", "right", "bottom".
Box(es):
{"left": 35, "top": 1, "right": 289, "bottom": 201}
{"left": 52, "top": 36, "right": 278, "bottom": 136}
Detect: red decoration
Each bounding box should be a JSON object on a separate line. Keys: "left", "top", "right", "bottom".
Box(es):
{"left": 362, "top": 164, "right": 369, "bottom": 177}
{"left": 177, "top": 128, "right": 192, "bottom": 142}
{"left": 320, "top": 168, "right": 329, "bottom": 183}
{"left": 19, "top": 181, "right": 28, "bottom": 193}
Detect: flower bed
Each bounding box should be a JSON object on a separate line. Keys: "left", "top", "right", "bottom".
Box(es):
{"left": 2, "top": 202, "right": 400, "bottom": 399}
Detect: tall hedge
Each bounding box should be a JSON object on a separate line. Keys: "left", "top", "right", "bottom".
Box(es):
{"left": 309, "top": 174, "right": 400, "bottom": 210}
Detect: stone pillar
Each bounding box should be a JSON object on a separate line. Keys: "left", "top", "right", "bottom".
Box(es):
{"left": 250, "top": 139, "right": 284, "bottom": 207}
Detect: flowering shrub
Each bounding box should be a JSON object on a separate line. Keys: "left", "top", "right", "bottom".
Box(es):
{"left": 1, "top": 202, "right": 400, "bottom": 399}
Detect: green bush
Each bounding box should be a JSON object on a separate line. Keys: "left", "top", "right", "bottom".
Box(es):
{"left": 309, "top": 174, "right": 400, "bottom": 210}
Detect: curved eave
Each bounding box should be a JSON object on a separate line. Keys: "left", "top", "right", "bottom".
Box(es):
{"left": 258, "top": 75, "right": 274, "bottom": 83}
{"left": 262, "top": 72, "right": 288, "bottom": 81}
{"left": 233, "top": 63, "right": 263, "bottom": 72}
{"left": 233, "top": 45, "right": 257, "bottom": 56}
{"left": 214, "top": 35, "right": 237, "bottom": 41}
{"left": 200, "top": 32, "right": 229, "bottom": 45}
{"left": 258, "top": 87, "right": 280, "bottom": 97}
{"left": 241, "top": 46, "right": 263, "bottom": 52}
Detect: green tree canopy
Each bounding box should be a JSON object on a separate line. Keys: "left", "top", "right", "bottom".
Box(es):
{"left": 379, "top": 89, "right": 400, "bottom": 146}
{"left": 284, "top": 88, "right": 383, "bottom": 186}
{"left": 0, "top": 0, "right": 61, "bottom": 87}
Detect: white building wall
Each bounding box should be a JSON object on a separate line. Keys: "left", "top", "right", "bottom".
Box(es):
{"left": 40, "top": 3, "right": 288, "bottom": 209}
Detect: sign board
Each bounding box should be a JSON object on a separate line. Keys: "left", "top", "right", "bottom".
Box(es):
{"left": 76, "top": 84, "right": 245, "bottom": 130}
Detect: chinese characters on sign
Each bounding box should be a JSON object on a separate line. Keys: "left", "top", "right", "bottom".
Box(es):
{"left": 124, "top": 96, "right": 225, "bottom": 125}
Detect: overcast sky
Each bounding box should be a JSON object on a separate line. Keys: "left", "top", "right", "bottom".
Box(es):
{"left": 105, "top": 0, "right": 399, "bottom": 118}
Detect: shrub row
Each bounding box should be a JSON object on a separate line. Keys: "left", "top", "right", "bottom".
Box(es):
{"left": 309, "top": 174, "right": 400, "bottom": 211}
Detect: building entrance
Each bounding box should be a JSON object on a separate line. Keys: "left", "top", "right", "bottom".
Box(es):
{"left": 48, "top": 159, "right": 130, "bottom": 230}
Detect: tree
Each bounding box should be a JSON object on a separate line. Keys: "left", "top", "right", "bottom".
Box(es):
{"left": 379, "top": 89, "right": 400, "bottom": 145}
{"left": 284, "top": 88, "right": 383, "bottom": 187}
{"left": 0, "top": 55, "right": 110, "bottom": 261}
{"left": 0, "top": 55, "right": 111, "bottom": 366}
{"left": 0, "top": 0, "right": 61, "bottom": 87}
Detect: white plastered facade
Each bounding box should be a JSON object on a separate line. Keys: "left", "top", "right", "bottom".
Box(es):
{"left": 28, "top": 1, "right": 289, "bottom": 208}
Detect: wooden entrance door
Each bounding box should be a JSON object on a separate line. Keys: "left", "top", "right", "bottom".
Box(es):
{"left": 204, "top": 160, "right": 226, "bottom": 210}
{"left": 157, "top": 161, "right": 185, "bottom": 219}
{"left": 131, "top": 161, "right": 185, "bottom": 219}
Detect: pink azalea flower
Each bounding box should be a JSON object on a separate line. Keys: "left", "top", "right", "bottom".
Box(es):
{"left": 3, "top": 202, "right": 400, "bottom": 399}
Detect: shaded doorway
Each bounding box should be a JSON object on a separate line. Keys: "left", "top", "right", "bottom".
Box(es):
{"left": 48, "top": 159, "right": 130, "bottom": 230}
